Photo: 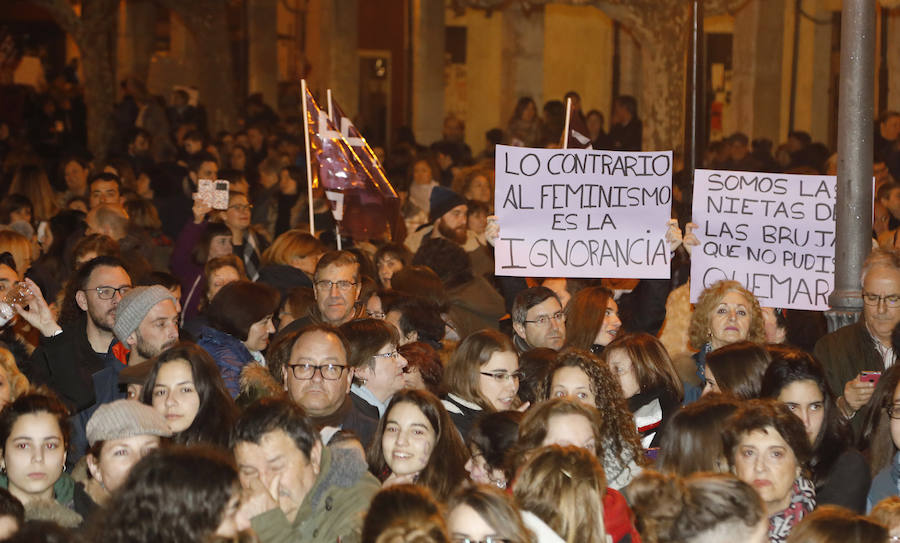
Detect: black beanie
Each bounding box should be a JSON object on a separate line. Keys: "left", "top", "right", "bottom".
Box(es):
{"left": 429, "top": 186, "right": 467, "bottom": 223}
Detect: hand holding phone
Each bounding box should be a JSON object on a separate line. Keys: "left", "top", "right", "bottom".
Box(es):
{"left": 197, "top": 179, "right": 230, "bottom": 210}
{"left": 860, "top": 371, "right": 882, "bottom": 385}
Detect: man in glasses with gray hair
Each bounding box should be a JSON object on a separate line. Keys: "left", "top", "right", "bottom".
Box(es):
{"left": 816, "top": 248, "right": 900, "bottom": 424}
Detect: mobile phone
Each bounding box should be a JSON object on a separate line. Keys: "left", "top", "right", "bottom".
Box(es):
{"left": 861, "top": 371, "right": 882, "bottom": 385}
{"left": 198, "top": 179, "right": 230, "bottom": 210}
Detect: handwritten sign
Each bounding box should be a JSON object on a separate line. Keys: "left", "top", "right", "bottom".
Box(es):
{"left": 494, "top": 145, "right": 672, "bottom": 278}
{"left": 690, "top": 169, "right": 837, "bottom": 311}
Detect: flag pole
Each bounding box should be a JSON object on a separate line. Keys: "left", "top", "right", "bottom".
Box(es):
{"left": 301, "top": 79, "right": 315, "bottom": 235}
{"left": 327, "top": 88, "right": 334, "bottom": 121}
{"left": 562, "top": 97, "right": 572, "bottom": 149}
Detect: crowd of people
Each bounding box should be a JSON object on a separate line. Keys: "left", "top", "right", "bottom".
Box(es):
{"left": 1, "top": 69, "right": 900, "bottom": 542}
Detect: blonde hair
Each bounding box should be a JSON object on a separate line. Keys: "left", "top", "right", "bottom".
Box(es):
{"left": 0, "top": 347, "right": 30, "bottom": 403}
{"left": 513, "top": 445, "right": 606, "bottom": 543}
{"left": 0, "top": 229, "right": 32, "bottom": 279}
{"left": 261, "top": 229, "right": 324, "bottom": 266}
{"left": 687, "top": 280, "right": 765, "bottom": 350}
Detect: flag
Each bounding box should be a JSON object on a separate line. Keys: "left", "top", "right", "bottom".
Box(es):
{"left": 328, "top": 94, "right": 397, "bottom": 199}
{"left": 302, "top": 85, "right": 400, "bottom": 242}
{"left": 565, "top": 102, "right": 594, "bottom": 150}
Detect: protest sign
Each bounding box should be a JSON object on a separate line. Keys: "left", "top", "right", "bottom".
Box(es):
{"left": 493, "top": 145, "right": 673, "bottom": 278}
{"left": 690, "top": 169, "right": 837, "bottom": 311}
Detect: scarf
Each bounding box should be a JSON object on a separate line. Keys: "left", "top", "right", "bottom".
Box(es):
{"left": 241, "top": 230, "right": 261, "bottom": 281}
{"left": 768, "top": 477, "right": 816, "bottom": 543}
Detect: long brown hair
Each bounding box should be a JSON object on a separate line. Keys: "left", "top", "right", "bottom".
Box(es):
{"left": 604, "top": 333, "right": 684, "bottom": 401}
{"left": 564, "top": 286, "right": 613, "bottom": 350}
{"left": 367, "top": 390, "right": 469, "bottom": 501}
{"left": 450, "top": 484, "right": 534, "bottom": 543}
{"left": 513, "top": 445, "right": 606, "bottom": 543}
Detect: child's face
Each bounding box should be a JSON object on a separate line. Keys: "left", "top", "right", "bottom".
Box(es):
{"left": 467, "top": 210, "right": 488, "bottom": 235}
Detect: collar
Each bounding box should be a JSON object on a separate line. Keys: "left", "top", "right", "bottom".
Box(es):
{"left": 866, "top": 322, "right": 896, "bottom": 368}
{"left": 446, "top": 392, "right": 483, "bottom": 411}
{"left": 351, "top": 384, "right": 388, "bottom": 418}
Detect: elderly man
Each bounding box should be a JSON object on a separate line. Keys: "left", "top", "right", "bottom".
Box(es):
{"left": 815, "top": 248, "right": 900, "bottom": 421}
{"left": 281, "top": 325, "right": 376, "bottom": 445}
{"left": 511, "top": 286, "right": 566, "bottom": 352}
{"left": 233, "top": 398, "right": 379, "bottom": 543}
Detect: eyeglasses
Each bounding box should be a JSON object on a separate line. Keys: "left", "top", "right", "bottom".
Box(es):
{"left": 452, "top": 538, "right": 511, "bottom": 543}
{"left": 228, "top": 204, "right": 253, "bottom": 212}
{"left": 367, "top": 310, "right": 385, "bottom": 319}
{"left": 480, "top": 371, "right": 523, "bottom": 383}
{"left": 287, "top": 363, "right": 347, "bottom": 380}
{"left": 373, "top": 350, "right": 400, "bottom": 361}
{"left": 523, "top": 311, "right": 566, "bottom": 326}
{"left": 862, "top": 291, "right": 900, "bottom": 308}
{"left": 314, "top": 280, "right": 359, "bottom": 292}
{"left": 86, "top": 286, "right": 132, "bottom": 300}
{"left": 886, "top": 404, "right": 900, "bottom": 420}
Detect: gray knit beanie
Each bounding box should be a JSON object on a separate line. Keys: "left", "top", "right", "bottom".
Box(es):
{"left": 112, "top": 285, "right": 177, "bottom": 343}
{"left": 86, "top": 399, "right": 172, "bottom": 446}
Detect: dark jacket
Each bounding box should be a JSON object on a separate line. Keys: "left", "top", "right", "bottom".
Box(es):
{"left": 170, "top": 219, "right": 207, "bottom": 322}
{"left": 816, "top": 448, "right": 869, "bottom": 513}
{"left": 814, "top": 320, "right": 884, "bottom": 414}
{"left": 627, "top": 385, "right": 680, "bottom": 448}
{"left": 250, "top": 447, "right": 380, "bottom": 543}
{"left": 197, "top": 326, "right": 253, "bottom": 398}
{"left": 441, "top": 393, "right": 483, "bottom": 441}
{"left": 446, "top": 277, "right": 506, "bottom": 340}
{"left": 309, "top": 396, "right": 378, "bottom": 448}
{"left": 257, "top": 264, "right": 313, "bottom": 298}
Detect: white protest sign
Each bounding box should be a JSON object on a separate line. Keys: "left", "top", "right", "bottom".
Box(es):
{"left": 494, "top": 145, "right": 673, "bottom": 278}
{"left": 690, "top": 169, "right": 836, "bottom": 311}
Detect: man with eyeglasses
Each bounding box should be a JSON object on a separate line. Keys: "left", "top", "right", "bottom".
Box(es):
{"left": 281, "top": 324, "right": 376, "bottom": 445}
{"left": 311, "top": 251, "right": 362, "bottom": 327}
{"left": 816, "top": 248, "right": 900, "bottom": 422}
{"left": 28, "top": 256, "right": 133, "bottom": 465}
{"left": 511, "top": 286, "right": 567, "bottom": 352}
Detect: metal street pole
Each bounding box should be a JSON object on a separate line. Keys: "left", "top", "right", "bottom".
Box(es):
{"left": 826, "top": 0, "right": 875, "bottom": 331}
{"left": 684, "top": 0, "right": 705, "bottom": 180}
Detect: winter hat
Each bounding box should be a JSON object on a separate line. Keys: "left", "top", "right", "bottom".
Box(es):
{"left": 86, "top": 399, "right": 172, "bottom": 446}
{"left": 112, "top": 286, "right": 176, "bottom": 343}
{"left": 428, "top": 186, "right": 467, "bottom": 223}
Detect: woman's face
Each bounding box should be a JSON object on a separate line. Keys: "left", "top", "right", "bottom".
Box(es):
{"left": 214, "top": 487, "right": 250, "bottom": 538}
{"left": 208, "top": 235, "right": 233, "bottom": 261}
{"left": 3, "top": 412, "right": 65, "bottom": 503}
{"left": 224, "top": 195, "right": 251, "bottom": 231}
{"left": 90, "top": 435, "right": 161, "bottom": 494}
{"left": 761, "top": 307, "right": 787, "bottom": 343}
{"left": 777, "top": 379, "right": 825, "bottom": 444}
{"left": 731, "top": 426, "right": 799, "bottom": 513}
{"left": 701, "top": 364, "right": 720, "bottom": 396}
{"left": 381, "top": 402, "right": 436, "bottom": 477}
{"left": 708, "top": 291, "right": 752, "bottom": 348}
{"left": 230, "top": 148, "right": 247, "bottom": 171}
{"left": 0, "top": 369, "right": 13, "bottom": 410}
{"left": 521, "top": 101, "right": 536, "bottom": 122}
{"left": 403, "top": 366, "right": 426, "bottom": 390}
{"left": 542, "top": 413, "right": 596, "bottom": 452}
{"left": 244, "top": 314, "right": 275, "bottom": 352}
{"left": 377, "top": 255, "right": 404, "bottom": 288}
{"left": 292, "top": 252, "right": 321, "bottom": 276}
{"left": 467, "top": 210, "right": 488, "bottom": 235}
{"left": 357, "top": 343, "right": 408, "bottom": 403}
{"left": 549, "top": 366, "right": 596, "bottom": 405}
{"left": 465, "top": 176, "right": 491, "bottom": 203}
{"left": 208, "top": 266, "right": 240, "bottom": 302}
{"left": 448, "top": 503, "right": 503, "bottom": 542}
{"left": 890, "top": 381, "right": 900, "bottom": 451}
{"left": 593, "top": 299, "right": 621, "bottom": 346}
{"left": 64, "top": 160, "right": 88, "bottom": 192}
{"left": 465, "top": 445, "right": 506, "bottom": 488}
{"left": 412, "top": 161, "right": 432, "bottom": 185}
{"left": 151, "top": 360, "right": 201, "bottom": 433}
{"left": 606, "top": 349, "right": 641, "bottom": 399}
{"left": 477, "top": 350, "right": 519, "bottom": 411}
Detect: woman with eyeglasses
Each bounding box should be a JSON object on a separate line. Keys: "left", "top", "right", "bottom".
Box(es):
{"left": 860, "top": 361, "right": 900, "bottom": 511}
{"left": 761, "top": 346, "right": 870, "bottom": 513}
{"left": 685, "top": 279, "right": 766, "bottom": 404}
{"left": 442, "top": 330, "right": 523, "bottom": 440}
{"left": 367, "top": 389, "right": 468, "bottom": 501}
{"left": 448, "top": 484, "right": 536, "bottom": 543}
{"left": 540, "top": 350, "right": 646, "bottom": 489}
{"left": 563, "top": 286, "right": 621, "bottom": 356}
{"left": 340, "top": 319, "right": 409, "bottom": 421}
{"left": 220, "top": 190, "right": 269, "bottom": 281}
